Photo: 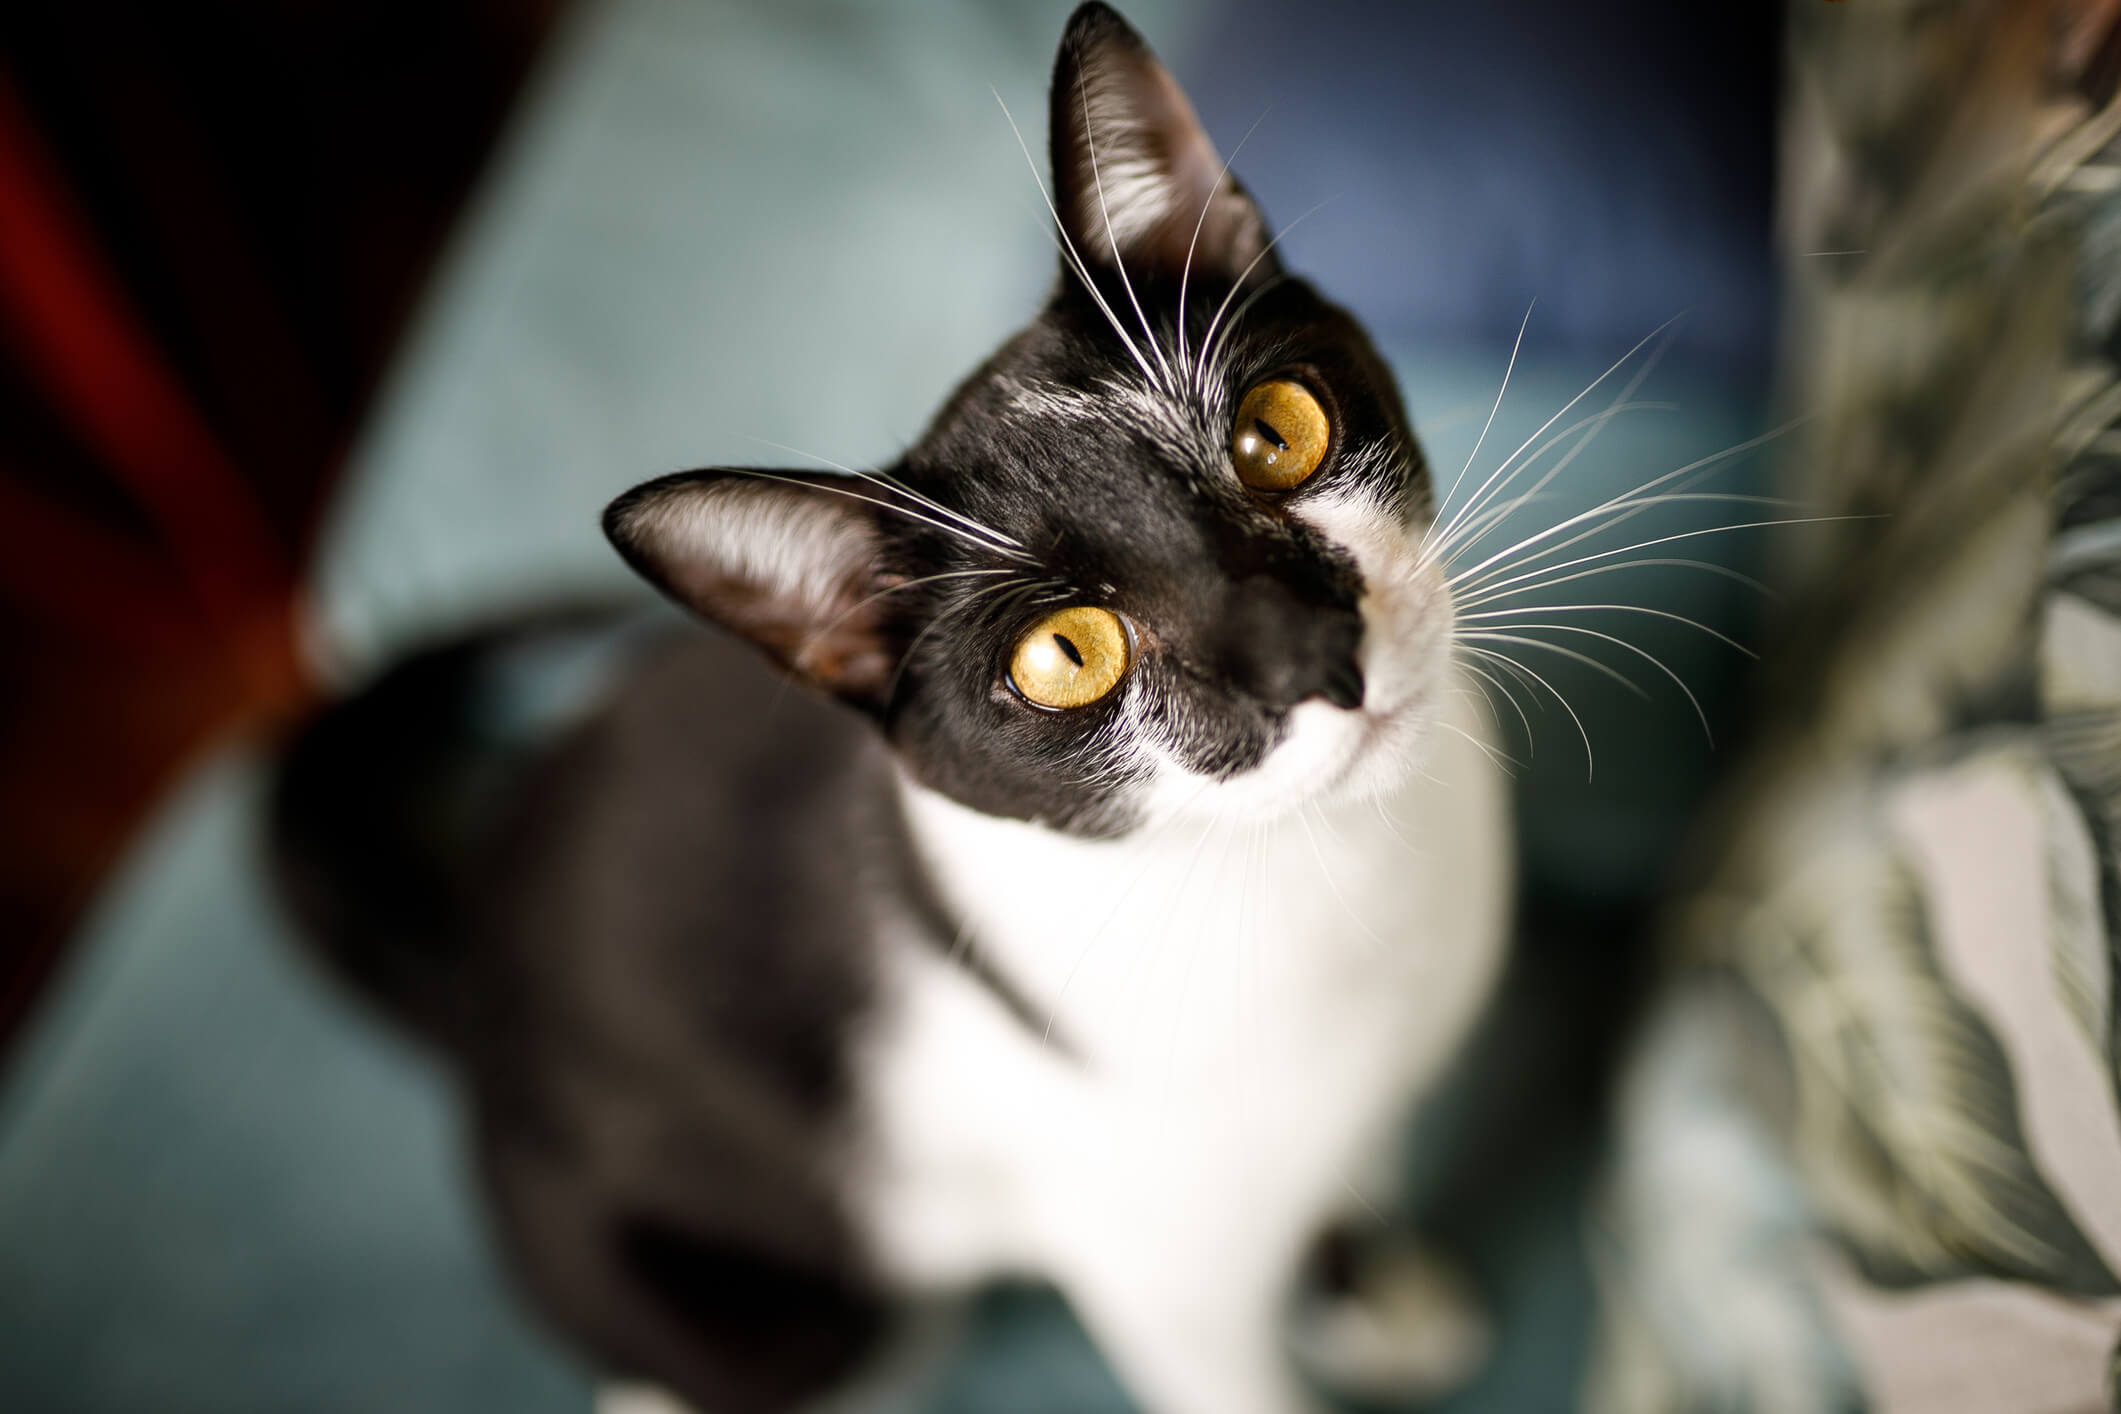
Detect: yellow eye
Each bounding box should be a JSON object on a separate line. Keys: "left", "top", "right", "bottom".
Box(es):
{"left": 1007, "top": 606, "right": 1130, "bottom": 709}
{"left": 1231, "top": 379, "right": 1330, "bottom": 491}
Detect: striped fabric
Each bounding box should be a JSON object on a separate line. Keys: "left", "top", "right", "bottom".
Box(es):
{"left": 1589, "top": 3, "right": 2121, "bottom": 1410}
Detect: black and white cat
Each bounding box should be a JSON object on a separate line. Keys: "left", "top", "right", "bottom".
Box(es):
{"left": 273, "top": 7, "right": 1509, "bottom": 1412}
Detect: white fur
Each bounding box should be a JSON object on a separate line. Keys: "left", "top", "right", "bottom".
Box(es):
{"left": 850, "top": 494, "right": 1511, "bottom": 1414}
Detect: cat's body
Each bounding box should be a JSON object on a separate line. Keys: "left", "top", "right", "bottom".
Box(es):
{"left": 273, "top": 8, "right": 1510, "bottom": 1413}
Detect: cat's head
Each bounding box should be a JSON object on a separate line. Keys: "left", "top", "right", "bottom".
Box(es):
{"left": 606, "top": 2, "right": 1452, "bottom": 837}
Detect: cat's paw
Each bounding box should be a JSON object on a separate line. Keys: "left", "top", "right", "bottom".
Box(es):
{"left": 1289, "top": 1227, "right": 1493, "bottom": 1407}
{"left": 596, "top": 1384, "right": 701, "bottom": 1414}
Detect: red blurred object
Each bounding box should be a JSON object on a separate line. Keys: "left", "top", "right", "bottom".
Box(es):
{"left": 0, "top": 1, "right": 560, "bottom": 1061}
{"left": 0, "top": 76, "right": 289, "bottom": 622}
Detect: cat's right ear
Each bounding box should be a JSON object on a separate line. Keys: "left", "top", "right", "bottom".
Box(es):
{"left": 603, "top": 471, "right": 901, "bottom": 715}
{"left": 1048, "top": 2, "right": 1275, "bottom": 287}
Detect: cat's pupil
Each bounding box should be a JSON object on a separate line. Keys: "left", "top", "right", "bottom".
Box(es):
{"left": 1230, "top": 381, "right": 1330, "bottom": 491}
{"left": 1053, "top": 633, "right": 1085, "bottom": 668}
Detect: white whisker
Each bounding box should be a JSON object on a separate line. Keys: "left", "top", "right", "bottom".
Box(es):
{"left": 1433, "top": 303, "right": 1532, "bottom": 526}
{"left": 1077, "top": 77, "right": 1177, "bottom": 393}
{"left": 745, "top": 436, "right": 1028, "bottom": 552}
{"left": 1193, "top": 271, "right": 1289, "bottom": 403}
{"left": 1426, "top": 400, "right": 1680, "bottom": 568}
{"left": 1458, "top": 602, "right": 1757, "bottom": 657}
{"left": 1454, "top": 512, "right": 1859, "bottom": 605}
{"left": 1456, "top": 656, "right": 1536, "bottom": 750}
{"left": 1430, "top": 711, "right": 1522, "bottom": 777}
{"left": 1371, "top": 796, "right": 1416, "bottom": 853}
{"left": 1458, "top": 639, "right": 1552, "bottom": 705}
{"left": 1436, "top": 321, "right": 1681, "bottom": 565}
{"left": 1461, "top": 629, "right": 1647, "bottom": 700}
{"left": 1454, "top": 637, "right": 1601, "bottom": 779}
{"left": 882, "top": 573, "right": 1039, "bottom": 702}
{"left": 1471, "top": 619, "right": 1715, "bottom": 742}
{"left": 799, "top": 566, "right": 1016, "bottom": 663}
{"left": 713, "top": 468, "right": 1037, "bottom": 564}
{"left": 1426, "top": 314, "right": 1682, "bottom": 555}
{"left": 1176, "top": 107, "right": 1271, "bottom": 385}
{"left": 1454, "top": 555, "right": 1770, "bottom": 610}
{"left": 1444, "top": 418, "right": 1810, "bottom": 590}
{"left": 1195, "top": 197, "right": 1337, "bottom": 400}
{"left": 992, "top": 89, "right": 1164, "bottom": 394}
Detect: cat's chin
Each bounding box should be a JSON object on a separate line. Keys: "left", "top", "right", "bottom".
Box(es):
{"left": 1138, "top": 683, "right": 1443, "bottom": 827}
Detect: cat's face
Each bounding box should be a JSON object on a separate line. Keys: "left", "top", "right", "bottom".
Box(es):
{"left": 607, "top": 2, "right": 1452, "bottom": 837}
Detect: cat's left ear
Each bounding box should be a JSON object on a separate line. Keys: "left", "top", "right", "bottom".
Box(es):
{"left": 603, "top": 470, "right": 901, "bottom": 715}
{"left": 1048, "top": 2, "right": 1276, "bottom": 287}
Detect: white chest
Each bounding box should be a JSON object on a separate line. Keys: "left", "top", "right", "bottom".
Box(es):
{"left": 853, "top": 695, "right": 1512, "bottom": 1293}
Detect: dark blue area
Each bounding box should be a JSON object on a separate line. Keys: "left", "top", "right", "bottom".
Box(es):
{"left": 1176, "top": 0, "right": 1780, "bottom": 378}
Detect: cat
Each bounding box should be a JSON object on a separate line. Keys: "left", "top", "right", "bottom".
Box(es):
{"left": 270, "top": 6, "right": 1510, "bottom": 1413}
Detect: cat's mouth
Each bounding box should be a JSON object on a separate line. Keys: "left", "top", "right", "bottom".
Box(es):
{"left": 1355, "top": 694, "right": 1423, "bottom": 753}
{"left": 1141, "top": 666, "right": 1440, "bottom": 825}
{"left": 1317, "top": 679, "right": 1439, "bottom": 799}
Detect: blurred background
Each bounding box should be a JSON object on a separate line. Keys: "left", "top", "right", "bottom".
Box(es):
{"left": 0, "top": 1, "right": 1783, "bottom": 1410}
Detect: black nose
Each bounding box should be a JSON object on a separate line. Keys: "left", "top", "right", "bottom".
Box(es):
{"left": 1213, "top": 576, "right": 1365, "bottom": 712}
{"left": 1316, "top": 634, "right": 1366, "bottom": 710}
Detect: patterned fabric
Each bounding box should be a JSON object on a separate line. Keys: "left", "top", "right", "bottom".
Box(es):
{"left": 1588, "top": 2, "right": 2121, "bottom": 1409}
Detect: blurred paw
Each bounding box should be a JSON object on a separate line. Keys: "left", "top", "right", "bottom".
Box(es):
{"left": 1290, "top": 1227, "right": 1493, "bottom": 1406}
{"left": 597, "top": 1384, "right": 699, "bottom": 1414}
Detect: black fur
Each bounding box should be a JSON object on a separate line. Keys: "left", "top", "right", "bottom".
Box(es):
{"left": 276, "top": 619, "right": 905, "bottom": 1411}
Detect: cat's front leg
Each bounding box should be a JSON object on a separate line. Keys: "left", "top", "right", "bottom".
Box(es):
{"left": 1043, "top": 1159, "right": 1326, "bottom": 1414}
{"left": 596, "top": 1383, "right": 695, "bottom": 1414}
{"left": 1288, "top": 1221, "right": 1492, "bottom": 1405}
{"left": 1064, "top": 1258, "right": 1324, "bottom": 1414}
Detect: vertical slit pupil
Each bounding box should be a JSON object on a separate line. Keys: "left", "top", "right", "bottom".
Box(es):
{"left": 1254, "top": 418, "right": 1288, "bottom": 452}
{"left": 1053, "top": 632, "right": 1085, "bottom": 668}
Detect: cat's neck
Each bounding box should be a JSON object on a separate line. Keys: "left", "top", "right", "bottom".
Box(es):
{"left": 894, "top": 685, "right": 1512, "bottom": 1075}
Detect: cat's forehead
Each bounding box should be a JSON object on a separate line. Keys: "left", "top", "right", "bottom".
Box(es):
{"left": 902, "top": 283, "right": 1414, "bottom": 541}
{"left": 915, "top": 352, "right": 1267, "bottom": 567}
{"left": 992, "top": 369, "right": 1228, "bottom": 477}
{"left": 920, "top": 299, "right": 1305, "bottom": 480}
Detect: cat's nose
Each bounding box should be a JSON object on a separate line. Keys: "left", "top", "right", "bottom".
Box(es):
{"left": 1216, "top": 577, "right": 1365, "bottom": 712}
